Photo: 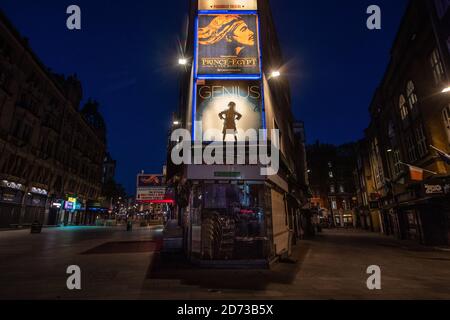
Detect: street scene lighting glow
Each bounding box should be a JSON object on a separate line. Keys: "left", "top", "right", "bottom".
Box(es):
{"left": 1, "top": 0, "right": 450, "bottom": 304}
{"left": 271, "top": 71, "right": 281, "bottom": 78}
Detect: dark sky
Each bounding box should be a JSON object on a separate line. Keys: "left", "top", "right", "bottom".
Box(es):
{"left": 1, "top": 0, "right": 408, "bottom": 195}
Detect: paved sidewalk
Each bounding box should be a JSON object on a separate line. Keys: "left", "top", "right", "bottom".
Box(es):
{"left": 0, "top": 227, "right": 449, "bottom": 299}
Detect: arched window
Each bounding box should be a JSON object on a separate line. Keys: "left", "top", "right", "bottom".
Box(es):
{"left": 399, "top": 95, "right": 408, "bottom": 120}
{"left": 406, "top": 81, "right": 418, "bottom": 112}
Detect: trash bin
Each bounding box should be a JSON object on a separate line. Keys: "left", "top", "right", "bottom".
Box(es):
{"left": 127, "top": 221, "right": 133, "bottom": 232}
{"left": 30, "top": 221, "right": 43, "bottom": 234}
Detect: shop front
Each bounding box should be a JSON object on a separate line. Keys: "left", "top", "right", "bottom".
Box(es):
{"left": 86, "top": 200, "right": 110, "bottom": 225}
{"left": 356, "top": 206, "right": 371, "bottom": 230}
{"left": 360, "top": 201, "right": 382, "bottom": 232}
{"left": 396, "top": 178, "right": 450, "bottom": 246}
{"left": 181, "top": 165, "right": 290, "bottom": 266}
{"left": 60, "top": 196, "right": 84, "bottom": 226}
{"left": 188, "top": 181, "right": 269, "bottom": 262}
{"left": 23, "top": 187, "right": 48, "bottom": 225}
{"left": 0, "top": 179, "right": 24, "bottom": 227}
{"left": 48, "top": 199, "right": 64, "bottom": 226}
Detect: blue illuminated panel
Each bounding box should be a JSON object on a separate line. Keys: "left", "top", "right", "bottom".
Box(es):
{"left": 192, "top": 6, "right": 266, "bottom": 138}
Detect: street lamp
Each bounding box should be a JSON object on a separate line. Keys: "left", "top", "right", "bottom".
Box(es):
{"left": 178, "top": 58, "right": 188, "bottom": 65}
{"left": 442, "top": 86, "right": 450, "bottom": 93}
{"left": 173, "top": 120, "right": 180, "bottom": 126}
{"left": 271, "top": 70, "right": 281, "bottom": 78}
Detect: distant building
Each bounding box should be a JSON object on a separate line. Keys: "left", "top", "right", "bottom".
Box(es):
{"left": 102, "top": 152, "right": 116, "bottom": 184}
{"left": 353, "top": 139, "right": 382, "bottom": 232}
{"left": 0, "top": 10, "right": 106, "bottom": 227}
{"left": 307, "top": 142, "right": 358, "bottom": 227}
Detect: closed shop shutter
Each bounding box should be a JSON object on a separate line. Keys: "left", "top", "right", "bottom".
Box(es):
{"left": 271, "top": 189, "right": 289, "bottom": 255}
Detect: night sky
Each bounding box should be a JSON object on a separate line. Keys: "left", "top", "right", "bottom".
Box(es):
{"left": 1, "top": 0, "right": 408, "bottom": 195}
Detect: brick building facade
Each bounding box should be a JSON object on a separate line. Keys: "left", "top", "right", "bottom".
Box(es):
{"left": 0, "top": 11, "right": 106, "bottom": 227}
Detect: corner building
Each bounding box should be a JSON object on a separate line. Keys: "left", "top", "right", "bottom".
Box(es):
{"left": 168, "top": 0, "right": 309, "bottom": 266}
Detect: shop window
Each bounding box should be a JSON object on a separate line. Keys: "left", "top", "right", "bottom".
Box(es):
{"left": 200, "top": 183, "right": 266, "bottom": 260}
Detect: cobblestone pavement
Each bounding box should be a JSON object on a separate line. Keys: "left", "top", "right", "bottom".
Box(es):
{"left": 0, "top": 227, "right": 449, "bottom": 299}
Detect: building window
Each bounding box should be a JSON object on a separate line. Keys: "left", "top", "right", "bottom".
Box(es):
{"left": 362, "top": 192, "right": 368, "bottom": 206}
{"left": 393, "top": 149, "right": 402, "bottom": 177}
{"left": 342, "top": 200, "right": 348, "bottom": 210}
{"left": 399, "top": 95, "right": 408, "bottom": 120}
{"left": 406, "top": 81, "right": 418, "bottom": 115}
{"left": 330, "top": 185, "right": 335, "bottom": 193}
{"left": 370, "top": 138, "right": 385, "bottom": 190}
{"left": 329, "top": 171, "right": 334, "bottom": 178}
{"left": 443, "top": 105, "right": 450, "bottom": 144}
{"left": 415, "top": 124, "right": 428, "bottom": 158}
{"left": 331, "top": 201, "right": 337, "bottom": 210}
{"left": 406, "top": 134, "right": 418, "bottom": 162}
{"left": 339, "top": 185, "right": 345, "bottom": 193}
{"left": 430, "top": 48, "right": 445, "bottom": 85}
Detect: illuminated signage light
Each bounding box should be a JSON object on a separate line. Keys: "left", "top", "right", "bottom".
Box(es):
{"left": 196, "top": 14, "right": 261, "bottom": 76}
{"left": 2, "top": 180, "right": 24, "bottom": 191}
{"left": 198, "top": 0, "right": 258, "bottom": 11}
{"left": 197, "top": 74, "right": 262, "bottom": 80}
{"left": 52, "top": 202, "right": 62, "bottom": 209}
{"left": 31, "top": 187, "right": 48, "bottom": 196}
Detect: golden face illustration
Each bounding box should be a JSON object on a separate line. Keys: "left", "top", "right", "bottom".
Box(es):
{"left": 232, "top": 21, "right": 255, "bottom": 46}
{"left": 198, "top": 15, "right": 256, "bottom": 51}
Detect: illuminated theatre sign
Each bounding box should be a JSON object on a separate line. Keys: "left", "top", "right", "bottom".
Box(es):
{"left": 196, "top": 14, "right": 261, "bottom": 75}
{"left": 198, "top": 0, "right": 257, "bottom": 11}
{"left": 196, "top": 79, "right": 263, "bottom": 141}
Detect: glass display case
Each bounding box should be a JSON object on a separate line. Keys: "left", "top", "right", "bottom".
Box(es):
{"left": 190, "top": 182, "right": 268, "bottom": 261}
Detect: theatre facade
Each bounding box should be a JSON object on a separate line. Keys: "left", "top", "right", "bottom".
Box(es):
{"left": 167, "top": 0, "right": 309, "bottom": 266}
